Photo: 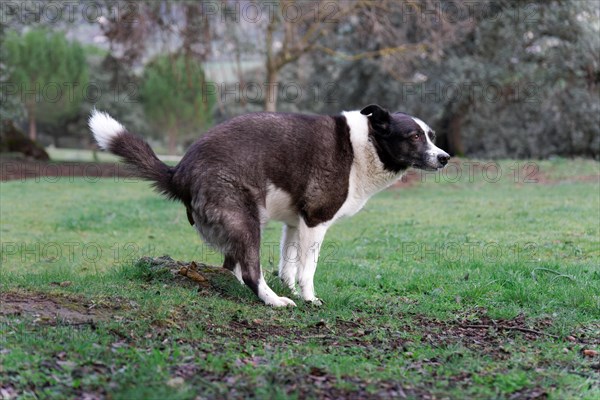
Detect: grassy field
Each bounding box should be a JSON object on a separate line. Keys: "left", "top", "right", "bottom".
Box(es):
{"left": 1, "top": 158, "right": 599, "bottom": 399}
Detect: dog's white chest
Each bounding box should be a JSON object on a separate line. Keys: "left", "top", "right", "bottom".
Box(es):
{"left": 333, "top": 184, "right": 369, "bottom": 220}
{"left": 331, "top": 170, "right": 399, "bottom": 222}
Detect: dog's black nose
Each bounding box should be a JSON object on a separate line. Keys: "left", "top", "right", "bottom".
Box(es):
{"left": 437, "top": 154, "right": 450, "bottom": 166}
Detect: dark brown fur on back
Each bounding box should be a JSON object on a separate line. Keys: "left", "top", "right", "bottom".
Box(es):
{"left": 171, "top": 113, "right": 354, "bottom": 227}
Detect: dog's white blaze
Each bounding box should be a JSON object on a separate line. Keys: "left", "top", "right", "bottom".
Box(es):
{"left": 335, "top": 111, "right": 402, "bottom": 221}
{"left": 257, "top": 274, "right": 296, "bottom": 307}
{"left": 412, "top": 117, "right": 431, "bottom": 137}
{"left": 412, "top": 116, "right": 447, "bottom": 164}
{"left": 88, "top": 109, "right": 125, "bottom": 149}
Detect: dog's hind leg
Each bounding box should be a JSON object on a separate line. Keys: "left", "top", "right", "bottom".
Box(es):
{"left": 278, "top": 225, "right": 300, "bottom": 295}
{"left": 223, "top": 255, "right": 244, "bottom": 284}
{"left": 227, "top": 215, "right": 296, "bottom": 307}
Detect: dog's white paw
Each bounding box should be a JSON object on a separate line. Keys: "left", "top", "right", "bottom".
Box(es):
{"left": 258, "top": 277, "right": 296, "bottom": 307}
{"left": 265, "top": 296, "right": 297, "bottom": 307}
{"left": 304, "top": 297, "right": 323, "bottom": 306}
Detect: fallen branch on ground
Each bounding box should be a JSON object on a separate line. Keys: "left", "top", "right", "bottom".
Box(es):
{"left": 460, "top": 324, "right": 560, "bottom": 339}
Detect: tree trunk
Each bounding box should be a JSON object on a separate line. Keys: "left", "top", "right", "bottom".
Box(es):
{"left": 439, "top": 101, "right": 470, "bottom": 157}
{"left": 168, "top": 126, "right": 177, "bottom": 155}
{"left": 27, "top": 103, "right": 37, "bottom": 141}
{"left": 235, "top": 40, "right": 247, "bottom": 108}
{"left": 265, "top": 66, "right": 278, "bottom": 112}
{"left": 447, "top": 113, "right": 464, "bottom": 157}
{"left": 264, "top": 15, "right": 279, "bottom": 112}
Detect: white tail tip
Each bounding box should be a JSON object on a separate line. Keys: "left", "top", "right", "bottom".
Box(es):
{"left": 88, "top": 109, "right": 125, "bottom": 150}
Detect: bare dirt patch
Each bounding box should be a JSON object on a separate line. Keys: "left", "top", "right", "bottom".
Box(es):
{"left": 0, "top": 291, "right": 113, "bottom": 324}
{"left": 414, "top": 313, "right": 555, "bottom": 359}
{"left": 211, "top": 313, "right": 555, "bottom": 359}
{"left": 169, "top": 362, "right": 431, "bottom": 399}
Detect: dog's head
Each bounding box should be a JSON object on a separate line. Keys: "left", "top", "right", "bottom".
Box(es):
{"left": 361, "top": 104, "right": 450, "bottom": 172}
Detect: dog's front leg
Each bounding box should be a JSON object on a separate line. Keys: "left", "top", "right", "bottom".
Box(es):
{"left": 279, "top": 225, "right": 300, "bottom": 295}
{"left": 296, "top": 221, "right": 329, "bottom": 304}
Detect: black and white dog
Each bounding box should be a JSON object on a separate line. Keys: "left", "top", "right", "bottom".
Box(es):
{"left": 89, "top": 105, "right": 449, "bottom": 307}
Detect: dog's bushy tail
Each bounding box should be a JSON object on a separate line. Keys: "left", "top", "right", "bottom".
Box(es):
{"left": 88, "top": 110, "right": 176, "bottom": 199}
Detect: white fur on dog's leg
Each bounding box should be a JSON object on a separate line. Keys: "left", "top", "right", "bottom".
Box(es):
{"left": 258, "top": 275, "right": 296, "bottom": 307}
{"left": 231, "top": 263, "right": 244, "bottom": 285}
{"left": 296, "top": 222, "right": 329, "bottom": 303}
{"left": 278, "top": 225, "right": 300, "bottom": 292}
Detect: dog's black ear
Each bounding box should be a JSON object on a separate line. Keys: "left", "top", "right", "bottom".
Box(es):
{"left": 360, "top": 104, "right": 390, "bottom": 134}
{"left": 360, "top": 104, "right": 389, "bottom": 119}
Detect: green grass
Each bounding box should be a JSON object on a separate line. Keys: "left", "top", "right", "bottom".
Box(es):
{"left": 1, "top": 158, "right": 599, "bottom": 399}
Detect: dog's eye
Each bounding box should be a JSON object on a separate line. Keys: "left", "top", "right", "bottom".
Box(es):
{"left": 412, "top": 133, "right": 421, "bottom": 140}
